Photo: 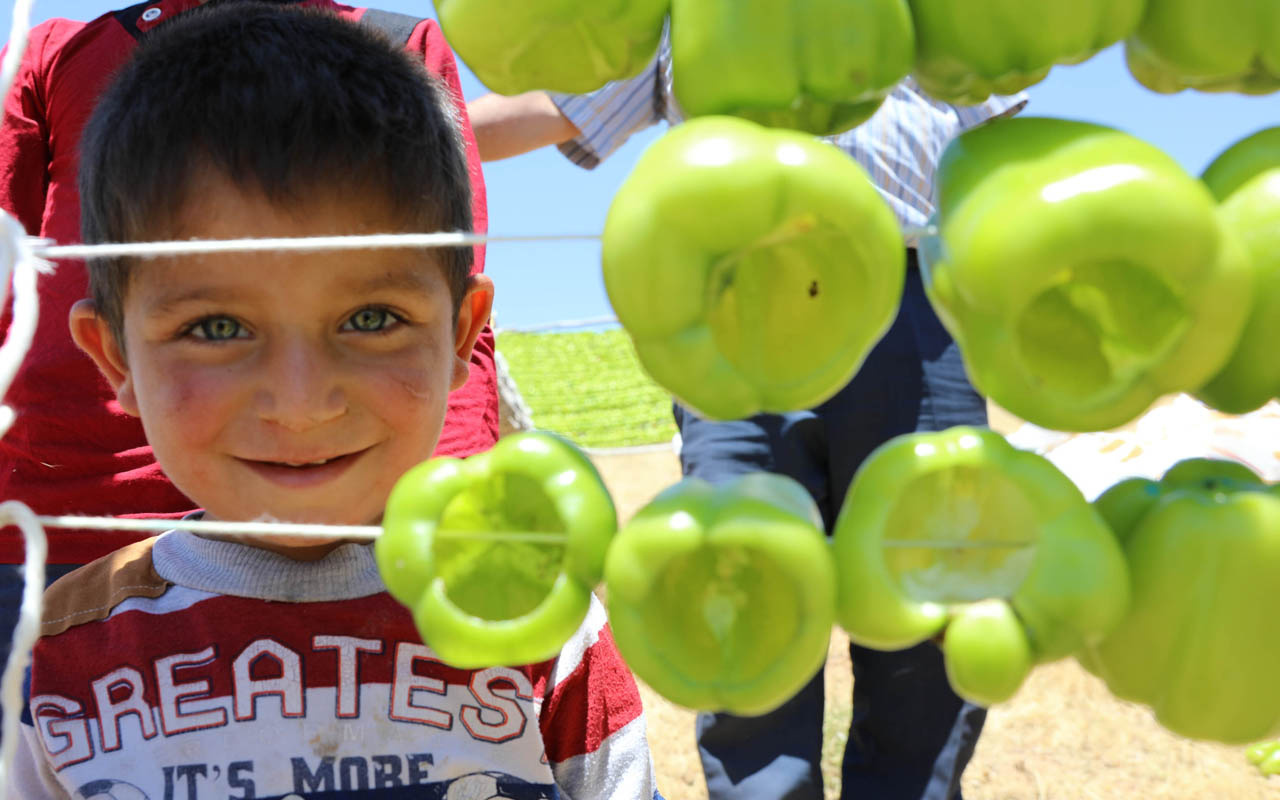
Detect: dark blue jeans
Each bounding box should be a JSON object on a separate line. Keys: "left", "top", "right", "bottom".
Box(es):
{"left": 0, "top": 562, "right": 79, "bottom": 742}
{"left": 675, "top": 255, "right": 987, "bottom": 800}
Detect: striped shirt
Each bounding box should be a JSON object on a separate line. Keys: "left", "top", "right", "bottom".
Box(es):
{"left": 551, "top": 33, "right": 1027, "bottom": 246}
{"left": 13, "top": 533, "right": 661, "bottom": 800}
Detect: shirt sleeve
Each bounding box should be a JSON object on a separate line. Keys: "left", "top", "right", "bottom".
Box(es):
{"left": 953, "top": 91, "right": 1029, "bottom": 130}
{"left": 548, "top": 59, "right": 665, "bottom": 170}
{"left": 0, "top": 23, "right": 56, "bottom": 238}
{"left": 540, "top": 598, "right": 663, "bottom": 799}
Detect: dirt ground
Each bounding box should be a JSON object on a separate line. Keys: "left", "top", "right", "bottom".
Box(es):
{"left": 588, "top": 448, "right": 1279, "bottom": 800}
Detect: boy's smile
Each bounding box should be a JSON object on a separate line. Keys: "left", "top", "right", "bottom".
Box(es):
{"left": 72, "top": 174, "right": 492, "bottom": 547}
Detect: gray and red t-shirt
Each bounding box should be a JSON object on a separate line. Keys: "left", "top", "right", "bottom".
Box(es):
{"left": 12, "top": 534, "right": 660, "bottom": 799}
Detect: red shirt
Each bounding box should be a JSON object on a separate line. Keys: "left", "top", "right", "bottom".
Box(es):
{"left": 0, "top": 0, "right": 497, "bottom": 563}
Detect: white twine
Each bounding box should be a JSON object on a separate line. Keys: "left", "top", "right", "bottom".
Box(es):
{"left": 39, "top": 515, "right": 381, "bottom": 540}
{"left": 0, "top": 217, "right": 47, "bottom": 800}
{"left": 0, "top": 0, "right": 39, "bottom": 786}
{"left": 34, "top": 231, "right": 601, "bottom": 261}
{"left": 0, "top": 501, "right": 46, "bottom": 797}
{"left": 35, "top": 514, "right": 1028, "bottom": 548}
{"left": 497, "top": 314, "right": 621, "bottom": 334}
{"left": 34, "top": 516, "right": 573, "bottom": 544}
{"left": 33, "top": 225, "right": 935, "bottom": 262}
{"left": 0, "top": 0, "right": 35, "bottom": 117}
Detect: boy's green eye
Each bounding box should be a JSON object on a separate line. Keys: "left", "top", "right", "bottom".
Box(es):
{"left": 194, "top": 317, "right": 243, "bottom": 341}
{"left": 346, "top": 307, "right": 396, "bottom": 332}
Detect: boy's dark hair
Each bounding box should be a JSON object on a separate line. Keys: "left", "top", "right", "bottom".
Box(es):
{"left": 79, "top": 1, "right": 473, "bottom": 343}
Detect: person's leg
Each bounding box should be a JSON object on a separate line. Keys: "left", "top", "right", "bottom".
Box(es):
{"left": 841, "top": 643, "right": 985, "bottom": 799}
{"left": 0, "top": 562, "right": 81, "bottom": 742}
{"left": 824, "top": 254, "right": 988, "bottom": 799}
{"left": 674, "top": 404, "right": 829, "bottom": 800}
{"left": 0, "top": 563, "right": 81, "bottom": 670}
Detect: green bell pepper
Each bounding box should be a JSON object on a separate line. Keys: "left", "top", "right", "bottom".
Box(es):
{"left": 1195, "top": 128, "right": 1280, "bottom": 414}
{"left": 436, "top": 0, "right": 669, "bottom": 95}
{"left": 921, "top": 117, "right": 1251, "bottom": 432}
{"left": 604, "top": 473, "right": 836, "bottom": 715}
{"left": 1080, "top": 459, "right": 1280, "bottom": 743}
{"left": 1248, "top": 740, "right": 1280, "bottom": 776}
{"left": 909, "top": 0, "right": 1145, "bottom": 104}
{"left": 670, "top": 0, "right": 915, "bottom": 136}
{"left": 832, "top": 427, "right": 1129, "bottom": 707}
{"left": 603, "top": 116, "right": 905, "bottom": 421}
{"left": 1126, "top": 0, "right": 1280, "bottom": 95}
{"left": 376, "top": 431, "right": 616, "bottom": 668}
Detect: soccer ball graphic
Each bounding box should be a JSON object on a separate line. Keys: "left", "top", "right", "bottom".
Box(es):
{"left": 443, "top": 770, "right": 543, "bottom": 800}
{"left": 76, "top": 779, "right": 150, "bottom": 800}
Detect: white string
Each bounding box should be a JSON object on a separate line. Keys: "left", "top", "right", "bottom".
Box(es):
{"left": 0, "top": 0, "right": 35, "bottom": 116}
{"left": 33, "top": 225, "right": 936, "bottom": 262}
{"left": 0, "top": 502, "right": 45, "bottom": 796}
{"left": 34, "top": 515, "right": 570, "bottom": 544}
{"left": 39, "top": 515, "right": 381, "bottom": 540}
{"left": 34, "top": 514, "right": 1030, "bottom": 548}
{"left": 498, "top": 314, "right": 621, "bottom": 333}
{"left": 0, "top": 2, "right": 38, "bottom": 788}
{"left": 34, "top": 231, "right": 601, "bottom": 261}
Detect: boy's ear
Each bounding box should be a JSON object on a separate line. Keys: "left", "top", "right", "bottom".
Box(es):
{"left": 451, "top": 274, "right": 495, "bottom": 392}
{"left": 69, "top": 299, "right": 140, "bottom": 417}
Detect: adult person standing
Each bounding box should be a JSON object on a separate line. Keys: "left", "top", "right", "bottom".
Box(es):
{"left": 467, "top": 32, "right": 1026, "bottom": 800}
{"left": 0, "top": 0, "right": 498, "bottom": 667}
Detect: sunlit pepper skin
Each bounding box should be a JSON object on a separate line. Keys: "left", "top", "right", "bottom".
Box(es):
{"left": 921, "top": 117, "right": 1251, "bottom": 432}
{"left": 603, "top": 116, "right": 904, "bottom": 421}
{"left": 832, "top": 427, "right": 1128, "bottom": 706}
{"left": 1080, "top": 459, "right": 1280, "bottom": 743}
{"left": 376, "top": 432, "right": 616, "bottom": 668}
{"left": 437, "top": 0, "right": 669, "bottom": 95}
{"left": 1247, "top": 740, "right": 1280, "bottom": 776}
{"left": 1126, "top": 0, "right": 1280, "bottom": 95}
{"left": 670, "top": 0, "right": 915, "bottom": 136}
{"left": 1195, "top": 128, "right": 1280, "bottom": 414}
{"left": 907, "top": 0, "right": 1145, "bottom": 104}
{"left": 604, "top": 473, "right": 836, "bottom": 715}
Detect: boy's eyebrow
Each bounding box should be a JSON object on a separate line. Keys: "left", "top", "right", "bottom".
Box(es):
{"left": 349, "top": 267, "right": 438, "bottom": 295}
{"left": 140, "top": 264, "right": 439, "bottom": 315}
{"left": 144, "top": 286, "right": 242, "bottom": 316}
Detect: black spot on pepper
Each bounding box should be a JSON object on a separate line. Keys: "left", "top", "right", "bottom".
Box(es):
{"left": 808, "top": 281, "right": 819, "bottom": 298}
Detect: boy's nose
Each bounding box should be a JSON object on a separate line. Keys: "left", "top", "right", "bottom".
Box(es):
{"left": 255, "top": 336, "right": 348, "bottom": 431}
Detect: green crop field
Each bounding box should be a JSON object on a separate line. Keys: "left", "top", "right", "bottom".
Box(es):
{"left": 497, "top": 328, "right": 678, "bottom": 449}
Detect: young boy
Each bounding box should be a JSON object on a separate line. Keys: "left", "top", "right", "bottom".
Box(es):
{"left": 0, "top": 0, "right": 498, "bottom": 682}
{"left": 8, "top": 5, "right": 660, "bottom": 798}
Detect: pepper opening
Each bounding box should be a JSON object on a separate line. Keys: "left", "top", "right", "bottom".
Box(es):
{"left": 1014, "top": 261, "right": 1188, "bottom": 403}
{"left": 433, "top": 473, "right": 567, "bottom": 621}
{"left": 706, "top": 217, "right": 869, "bottom": 392}
{"left": 639, "top": 545, "right": 804, "bottom": 686}
{"left": 882, "top": 466, "right": 1039, "bottom": 604}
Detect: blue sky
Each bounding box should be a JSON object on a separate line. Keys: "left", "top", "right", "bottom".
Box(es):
{"left": 6, "top": 2, "right": 1277, "bottom": 328}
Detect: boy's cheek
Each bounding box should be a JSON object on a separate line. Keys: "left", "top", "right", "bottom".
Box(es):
{"left": 365, "top": 346, "right": 458, "bottom": 406}
{"left": 131, "top": 360, "right": 239, "bottom": 438}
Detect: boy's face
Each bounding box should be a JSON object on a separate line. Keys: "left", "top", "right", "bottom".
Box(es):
{"left": 73, "top": 174, "right": 492, "bottom": 547}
